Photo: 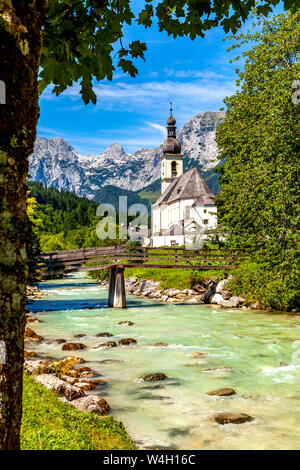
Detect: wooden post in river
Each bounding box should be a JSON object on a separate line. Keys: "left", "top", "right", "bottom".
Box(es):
{"left": 108, "top": 266, "right": 126, "bottom": 308}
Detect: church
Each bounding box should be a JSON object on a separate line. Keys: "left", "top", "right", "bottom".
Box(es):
{"left": 151, "top": 105, "right": 218, "bottom": 248}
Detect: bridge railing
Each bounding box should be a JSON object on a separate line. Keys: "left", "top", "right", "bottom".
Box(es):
{"left": 31, "top": 246, "right": 247, "bottom": 277}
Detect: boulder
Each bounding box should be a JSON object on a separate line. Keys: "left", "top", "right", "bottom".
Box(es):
{"left": 202, "top": 288, "right": 215, "bottom": 304}
{"left": 161, "top": 295, "right": 169, "bottom": 302}
{"left": 24, "top": 350, "right": 37, "bottom": 358}
{"left": 216, "top": 279, "right": 229, "bottom": 293}
{"left": 97, "top": 341, "right": 117, "bottom": 348}
{"left": 152, "top": 342, "right": 169, "bottom": 347}
{"left": 207, "top": 388, "right": 236, "bottom": 396}
{"left": 24, "top": 360, "right": 50, "bottom": 375}
{"left": 62, "top": 343, "right": 86, "bottom": 351}
{"left": 210, "top": 293, "right": 223, "bottom": 305}
{"left": 183, "top": 289, "right": 196, "bottom": 295}
{"left": 118, "top": 338, "right": 137, "bottom": 346}
{"left": 186, "top": 297, "right": 200, "bottom": 304}
{"left": 162, "top": 288, "right": 181, "bottom": 297}
{"left": 143, "top": 373, "right": 168, "bottom": 381}
{"left": 118, "top": 321, "right": 134, "bottom": 326}
{"left": 95, "top": 332, "right": 113, "bottom": 337}
{"left": 24, "top": 327, "right": 44, "bottom": 342}
{"left": 214, "top": 412, "right": 254, "bottom": 425}
{"left": 26, "top": 316, "right": 42, "bottom": 323}
{"left": 221, "top": 291, "right": 231, "bottom": 300}
{"left": 167, "top": 298, "right": 179, "bottom": 303}
{"left": 35, "top": 374, "right": 85, "bottom": 401}
{"left": 74, "top": 334, "right": 86, "bottom": 338}
{"left": 249, "top": 302, "right": 260, "bottom": 310}
{"left": 79, "top": 371, "right": 95, "bottom": 378}
{"left": 69, "top": 395, "right": 110, "bottom": 414}
{"left": 73, "top": 382, "right": 97, "bottom": 391}
{"left": 220, "top": 296, "right": 244, "bottom": 308}
{"left": 191, "top": 352, "right": 210, "bottom": 358}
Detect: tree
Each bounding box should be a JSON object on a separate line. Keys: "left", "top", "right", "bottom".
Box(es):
{"left": 215, "top": 11, "right": 300, "bottom": 310}
{"left": 0, "top": 0, "right": 297, "bottom": 451}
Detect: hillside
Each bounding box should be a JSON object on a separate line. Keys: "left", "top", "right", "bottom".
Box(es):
{"left": 29, "top": 111, "right": 224, "bottom": 199}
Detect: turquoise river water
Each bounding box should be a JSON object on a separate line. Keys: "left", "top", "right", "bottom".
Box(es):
{"left": 27, "top": 273, "right": 300, "bottom": 450}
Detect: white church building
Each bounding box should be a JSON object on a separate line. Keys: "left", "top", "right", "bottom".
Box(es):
{"left": 151, "top": 105, "right": 218, "bottom": 248}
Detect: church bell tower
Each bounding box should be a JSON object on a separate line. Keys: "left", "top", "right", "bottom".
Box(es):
{"left": 161, "top": 102, "right": 183, "bottom": 193}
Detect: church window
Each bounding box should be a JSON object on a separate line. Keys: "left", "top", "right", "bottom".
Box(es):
{"left": 204, "top": 209, "right": 207, "bottom": 213}
{"left": 185, "top": 206, "right": 190, "bottom": 218}
{"left": 204, "top": 219, "right": 208, "bottom": 225}
{"left": 171, "top": 161, "right": 177, "bottom": 177}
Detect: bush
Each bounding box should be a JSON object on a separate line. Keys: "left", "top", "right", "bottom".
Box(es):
{"left": 227, "top": 261, "right": 299, "bottom": 311}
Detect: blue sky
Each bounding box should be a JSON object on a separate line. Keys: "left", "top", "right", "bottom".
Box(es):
{"left": 37, "top": 3, "right": 282, "bottom": 155}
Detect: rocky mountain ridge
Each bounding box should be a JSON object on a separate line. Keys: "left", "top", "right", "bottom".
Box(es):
{"left": 29, "top": 111, "right": 224, "bottom": 199}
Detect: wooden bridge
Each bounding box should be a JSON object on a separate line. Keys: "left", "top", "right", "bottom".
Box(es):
{"left": 34, "top": 246, "right": 246, "bottom": 309}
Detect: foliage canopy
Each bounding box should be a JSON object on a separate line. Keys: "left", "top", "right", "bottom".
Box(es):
{"left": 216, "top": 11, "right": 300, "bottom": 310}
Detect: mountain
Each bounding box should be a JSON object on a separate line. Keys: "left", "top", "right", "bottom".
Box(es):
{"left": 29, "top": 111, "right": 224, "bottom": 200}
{"left": 93, "top": 185, "right": 151, "bottom": 210}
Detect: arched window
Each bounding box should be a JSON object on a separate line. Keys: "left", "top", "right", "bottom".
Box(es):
{"left": 171, "top": 161, "right": 177, "bottom": 178}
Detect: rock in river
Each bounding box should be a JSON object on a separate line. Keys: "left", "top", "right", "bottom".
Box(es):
{"left": 191, "top": 352, "right": 210, "bottom": 358}
{"left": 152, "top": 342, "right": 169, "bottom": 347}
{"left": 143, "top": 373, "right": 168, "bottom": 381}
{"left": 24, "top": 327, "right": 44, "bottom": 342}
{"left": 97, "top": 341, "right": 117, "bottom": 348}
{"left": 35, "top": 374, "right": 85, "bottom": 401}
{"left": 118, "top": 338, "right": 137, "bottom": 345}
{"left": 95, "top": 332, "right": 113, "bottom": 337}
{"left": 62, "top": 342, "right": 86, "bottom": 351}
{"left": 118, "top": 321, "right": 134, "bottom": 326}
{"left": 207, "top": 388, "right": 236, "bottom": 396}
{"left": 69, "top": 395, "right": 110, "bottom": 415}
{"left": 214, "top": 412, "right": 254, "bottom": 425}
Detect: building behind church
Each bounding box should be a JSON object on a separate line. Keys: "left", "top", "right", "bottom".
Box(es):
{"left": 151, "top": 105, "right": 218, "bottom": 247}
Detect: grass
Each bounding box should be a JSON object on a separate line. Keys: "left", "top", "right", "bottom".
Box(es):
{"left": 124, "top": 267, "right": 225, "bottom": 290}
{"left": 21, "top": 373, "right": 135, "bottom": 450}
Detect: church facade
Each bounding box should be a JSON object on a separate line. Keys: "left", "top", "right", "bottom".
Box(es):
{"left": 151, "top": 106, "right": 218, "bottom": 247}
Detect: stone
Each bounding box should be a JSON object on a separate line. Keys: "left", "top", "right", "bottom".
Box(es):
{"left": 35, "top": 374, "right": 85, "bottom": 401}
{"left": 118, "top": 338, "right": 137, "bottom": 345}
{"left": 152, "top": 342, "right": 169, "bottom": 347}
{"left": 249, "top": 302, "right": 260, "bottom": 310}
{"left": 24, "top": 360, "right": 50, "bottom": 375}
{"left": 210, "top": 293, "right": 223, "bottom": 304}
{"left": 60, "top": 375, "right": 77, "bottom": 385}
{"left": 24, "top": 350, "right": 37, "bottom": 358}
{"left": 207, "top": 388, "right": 236, "bottom": 396}
{"left": 191, "top": 352, "right": 210, "bottom": 358}
{"left": 279, "top": 361, "right": 289, "bottom": 367}
{"left": 183, "top": 289, "right": 196, "bottom": 295}
{"left": 216, "top": 279, "right": 229, "bottom": 293}
{"left": 79, "top": 371, "right": 95, "bottom": 378}
{"left": 143, "top": 373, "right": 168, "bottom": 381}
{"left": 62, "top": 343, "right": 86, "bottom": 351}
{"left": 220, "top": 296, "right": 244, "bottom": 308}
{"left": 73, "top": 382, "right": 97, "bottom": 391}
{"left": 161, "top": 295, "right": 169, "bottom": 302}
{"left": 221, "top": 291, "right": 231, "bottom": 300}
{"left": 69, "top": 395, "right": 110, "bottom": 414}
{"left": 202, "top": 366, "right": 232, "bottom": 371}
{"left": 163, "top": 288, "right": 181, "bottom": 297}
{"left": 26, "top": 316, "right": 42, "bottom": 323}
{"left": 118, "top": 321, "right": 134, "bottom": 326}
{"left": 24, "top": 327, "right": 44, "bottom": 342}
{"left": 202, "top": 289, "right": 215, "bottom": 304}
{"left": 214, "top": 412, "right": 254, "bottom": 425}
{"left": 95, "top": 332, "right": 113, "bottom": 337}
{"left": 186, "top": 297, "right": 200, "bottom": 304}
{"left": 167, "top": 298, "right": 179, "bottom": 303}
{"left": 97, "top": 341, "right": 117, "bottom": 348}
{"left": 74, "top": 334, "right": 86, "bottom": 338}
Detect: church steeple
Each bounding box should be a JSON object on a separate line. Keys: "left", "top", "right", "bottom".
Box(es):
{"left": 161, "top": 102, "right": 184, "bottom": 193}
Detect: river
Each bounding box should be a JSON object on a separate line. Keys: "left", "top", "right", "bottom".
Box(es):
{"left": 26, "top": 273, "right": 300, "bottom": 450}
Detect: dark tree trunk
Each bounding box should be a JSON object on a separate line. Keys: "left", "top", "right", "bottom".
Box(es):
{"left": 0, "top": 1, "right": 46, "bottom": 450}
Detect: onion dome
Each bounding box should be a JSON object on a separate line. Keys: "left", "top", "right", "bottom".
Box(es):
{"left": 163, "top": 137, "right": 181, "bottom": 154}
{"left": 163, "top": 101, "right": 181, "bottom": 154}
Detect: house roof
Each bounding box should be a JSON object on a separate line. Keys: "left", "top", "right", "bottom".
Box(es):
{"left": 153, "top": 167, "right": 215, "bottom": 207}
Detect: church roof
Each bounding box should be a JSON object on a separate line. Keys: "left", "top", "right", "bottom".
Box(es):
{"left": 153, "top": 167, "right": 215, "bottom": 207}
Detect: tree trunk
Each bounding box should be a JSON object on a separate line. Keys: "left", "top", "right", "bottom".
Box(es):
{"left": 0, "top": 1, "right": 46, "bottom": 450}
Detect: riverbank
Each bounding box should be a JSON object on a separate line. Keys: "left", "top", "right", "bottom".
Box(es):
{"left": 21, "top": 372, "right": 135, "bottom": 450}
{"left": 97, "top": 276, "right": 260, "bottom": 310}
{"left": 25, "top": 274, "right": 300, "bottom": 450}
